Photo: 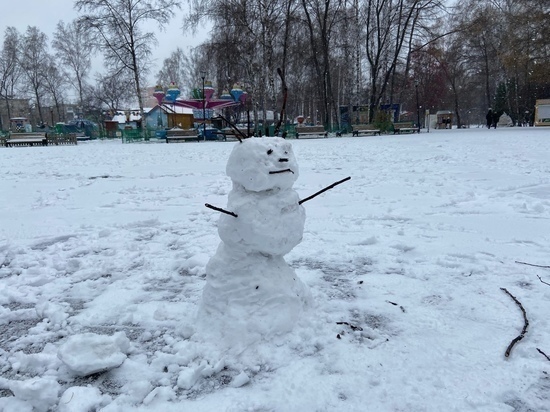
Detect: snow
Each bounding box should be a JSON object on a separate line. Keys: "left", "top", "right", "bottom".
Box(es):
{"left": 1, "top": 127, "right": 550, "bottom": 411}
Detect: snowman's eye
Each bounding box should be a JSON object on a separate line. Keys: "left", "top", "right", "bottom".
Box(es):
{"left": 267, "top": 149, "right": 273, "bottom": 155}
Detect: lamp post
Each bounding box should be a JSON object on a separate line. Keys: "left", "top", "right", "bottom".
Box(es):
{"left": 415, "top": 80, "right": 420, "bottom": 133}
{"left": 201, "top": 71, "right": 206, "bottom": 141}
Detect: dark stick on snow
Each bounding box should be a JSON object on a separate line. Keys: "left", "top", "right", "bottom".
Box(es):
{"left": 299, "top": 176, "right": 351, "bottom": 205}
{"left": 205, "top": 203, "right": 238, "bottom": 218}
{"left": 537, "top": 348, "right": 550, "bottom": 362}
{"left": 500, "top": 287, "right": 529, "bottom": 358}
{"left": 386, "top": 300, "right": 406, "bottom": 312}
{"left": 336, "top": 321, "right": 363, "bottom": 331}
{"left": 537, "top": 275, "right": 550, "bottom": 287}
{"left": 515, "top": 260, "right": 550, "bottom": 269}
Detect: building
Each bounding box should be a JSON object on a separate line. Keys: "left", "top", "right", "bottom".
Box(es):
{"left": 534, "top": 99, "right": 550, "bottom": 127}
{"left": 144, "top": 105, "right": 194, "bottom": 129}
{"left": 0, "top": 98, "right": 30, "bottom": 131}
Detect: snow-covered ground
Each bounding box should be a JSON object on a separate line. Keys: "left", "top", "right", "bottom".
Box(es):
{"left": 1, "top": 127, "right": 550, "bottom": 411}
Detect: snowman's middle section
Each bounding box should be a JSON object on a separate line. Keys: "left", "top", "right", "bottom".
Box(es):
{"left": 218, "top": 186, "right": 305, "bottom": 255}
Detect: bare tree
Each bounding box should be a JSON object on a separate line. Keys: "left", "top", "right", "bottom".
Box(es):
{"left": 42, "top": 60, "right": 69, "bottom": 125}
{"left": 75, "top": 0, "right": 181, "bottom": 116}
{"left": 362, "top": 0, "right": 445, "bottom": 122}
{"left": 88, "top": 72, "right": 134, "bottom": 113}
{"left": 156, "top": 47, "right": 187, "bottom": 89}
{"left": 18, "top": 26, "right": 51, "bottom": 126}
{"left": 301, "top": 0, "right": 346, "bottom": 129}
{"left": 0, "top": 27, "right": 22, "bottom": 130}
{"left": 52, "top": 20, "right": 93, "bottom": 109}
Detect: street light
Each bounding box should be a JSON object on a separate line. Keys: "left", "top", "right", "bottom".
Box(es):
{"left": 415, "top": 80, "right": 420, "bottom": 133}
{"left": 201, "top": 71, "right": 206, "bottom": 141}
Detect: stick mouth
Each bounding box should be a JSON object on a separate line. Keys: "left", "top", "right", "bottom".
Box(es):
{"left": 269, "top": 169, "right": 294, "bottom": 174}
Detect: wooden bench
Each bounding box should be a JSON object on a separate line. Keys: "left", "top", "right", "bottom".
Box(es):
{"left": 218, "top": 128, "right": 252, "bottom": 141}
{"left": 5, "top": 132, "right": 48, "bottom": 147}
{"left": 393, "top": 122, "right": 419, "bottom": 134}
{"left": 295, "top": 125, "right": 327, "bottom": 139}
{"left": 166, "top": 128, "right": 200, "bottom": 143}
{"left": 352, "top": 124, "right": 381, "bottom": 136}
{"left": 46, "top": 133, "right": 78, "bottom": 145}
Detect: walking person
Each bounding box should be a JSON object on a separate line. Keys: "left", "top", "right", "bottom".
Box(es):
{"left": 486, "top": 109, "right": 493, "bottom": 129}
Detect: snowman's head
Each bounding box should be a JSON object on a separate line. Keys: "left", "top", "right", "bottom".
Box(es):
{"left": 226, "top": 137, "right": 299, "bottom": 192}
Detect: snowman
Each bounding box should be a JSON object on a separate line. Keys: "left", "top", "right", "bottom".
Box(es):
{"left": 199, "top": 136, "right": 349, "bottom": 350}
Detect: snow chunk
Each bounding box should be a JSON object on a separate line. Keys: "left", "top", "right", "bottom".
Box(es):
{"left": 0, "top": 397, "right": 34, "bottom": 412}
{"left": 58, "top": 386, "right": 111, "bottom": 412}
{"left": 230, "top": 371, "right": 250, "bottom": 388}
{"left": 9, "top": 377, "right": 60, "bottom": 412}
{"left": 176, "top": 366, "right": 201, "bottom": 390}
{"left": 57, "top": 332, "right": 130, "bottom": 376}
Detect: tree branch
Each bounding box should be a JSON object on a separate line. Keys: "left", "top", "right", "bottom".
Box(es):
{"left": 500, "top": 287, "right": 529, "bottom": 358}
{"left": 515, "top": 260, "right": 550, "bottom": 269}
{"left": 299, "top": 177, "right": 351, "bottom": 205}
{"left": 205, "top": 203, "right": 238, "bottom": 218}
{"left": 537, "top": 348, "right": 550, "bottom": 362}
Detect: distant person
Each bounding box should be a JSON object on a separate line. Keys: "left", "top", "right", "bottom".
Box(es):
{"left": 486, "top": 109, "right": 493, "bottom": 129}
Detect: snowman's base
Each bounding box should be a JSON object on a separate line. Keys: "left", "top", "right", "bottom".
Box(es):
{"left": 197, "top": 243, "right": 311, "bottom": 349}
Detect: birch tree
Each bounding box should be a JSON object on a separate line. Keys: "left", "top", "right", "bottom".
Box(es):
{"left": 53, "top": 20, "right": 93, "bottom": 110}
{"left": 0, "top": 27, "right": 22, "bottom": 130}
{"left": 75, "top": 0, "right": 181, "bottom": 116}
{"left": 18, "top": 26, "right": 51, "bottom": 125}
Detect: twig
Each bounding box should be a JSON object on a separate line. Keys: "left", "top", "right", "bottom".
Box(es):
{"left": 205, "top": 203, "right": 238, "bottom": 218}
{"left": 500, "top": 287, "right": 529, "bottom": 358}
{"left": 336, "top": 321, "right": 363, "bottom": 331}
{"left": 299, "top": 176, "right": 351, "bottom": 205}
{"left": 215, "top": 114, "right": 245, "bottom": 142}
{"left": 537, "top": 275, "right": 550, "bottom": 287}
{"left": 537, "top": 348, "right": 550, "bottom": 362}
{"left": 386, "top": 300, "right": 406, "bottom": 312}
{"left": 269, "top": 169, "right": 294, "bottom": 174}
{"left": 515, "top": 260, "right": 550, "bottom": 269}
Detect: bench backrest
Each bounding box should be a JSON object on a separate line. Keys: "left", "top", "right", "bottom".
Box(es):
{"left": 166, "top": 129, "right": 197, "bottom": 137}
{"left": 296, "top": 125, "right": 325, "bottom": 133}
{"left": 352, "top": 124, "right": 377, "bottom": 131}
{"left": 9, "top": 132, "right": 47, "bottom": 139}
{"left": 394, "top": 122, "right": 414, "bottom": 128}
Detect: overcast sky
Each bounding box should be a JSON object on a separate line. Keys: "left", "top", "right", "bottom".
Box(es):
{"left": 1, "top": 0, "right": 209, "bottom": 86}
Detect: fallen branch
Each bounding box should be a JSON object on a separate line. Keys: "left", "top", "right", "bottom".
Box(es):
{"left": 386, "top": 300, "right": 406, "bottom": 313}
{"left": 515, "top": 260, "right": 550, "bottom": 269}
{"left": 205, "top": 203, "right": 238, "bottom": 218}
{"left": 500, "top": 287, "right": 529, "bottom": 358}
{"left": 336, "top": 321, "right": 363, "bottom": 331}
{"left": 299, "top": 176, "right": 351, "bottom": 205}
{"left": 537, "top": 275, "right": 550, "bottom": 287}
{"left": 537, "top": 348, "right": 550, "bottom": 362}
